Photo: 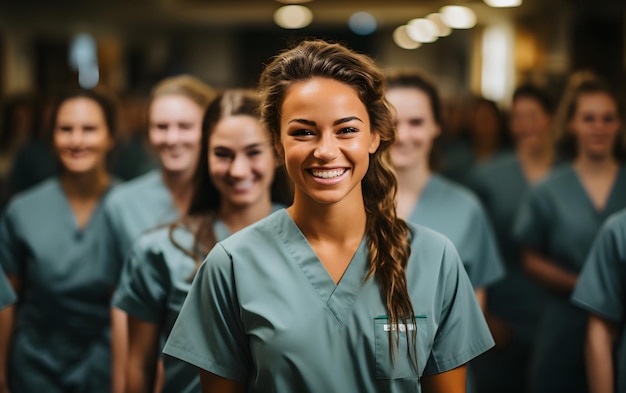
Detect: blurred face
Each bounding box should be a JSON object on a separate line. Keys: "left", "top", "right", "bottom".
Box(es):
{"left": 569, "top": 92, "right": 621, "bottom": 160}
{"left": 53, "top": 97, "right": 112, "bottom": 174}
{"left": 278, "top": 77, "right": 380, "bottom": 207}
{"left": 149, "top": 94, "right": 203, "bottom": 175}
{"left": 510, "top": 96, "right": 552, "bottom": 151}
{"left": 209, "top": 115, "right": 276, "bottom": 210}
{"left": 386, "top": 87, "right": 440, "bottom": 171}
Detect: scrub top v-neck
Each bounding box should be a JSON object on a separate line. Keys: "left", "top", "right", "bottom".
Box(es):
{"left": 0, "top": 178, "right": 119, "bottom": 392}
{"left": 163, "top": 209, "right": 494, "bottom": 393}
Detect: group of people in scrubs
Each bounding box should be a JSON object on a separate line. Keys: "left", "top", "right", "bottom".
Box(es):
{"left": 0, "top": 37, "right": 625, "bottom": 393}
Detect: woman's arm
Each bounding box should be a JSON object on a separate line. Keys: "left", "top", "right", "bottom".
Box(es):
{"left": 200, "top": 370, "right": 245, "bottom": 393}
{"left": 421, "top": 365, "right": 467, "bottom": 393}
{"left": 585, "top": 314, "right": 617, "bottom": 393}
{"left": 522, "top": 249, "right": 578, "bottom": 295}
{"left": 111, "top": 307, "right": 129, "bottom": 393}
{"left": 126, "top": 316, "right": 161, "bottom": 393}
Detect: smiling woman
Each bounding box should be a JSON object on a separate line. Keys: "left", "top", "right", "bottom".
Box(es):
{"left": 0, "top": 89, "right": 121, "bottom": 392}
{"left": 162, "top": 39, "right": 494, "bottom": 393}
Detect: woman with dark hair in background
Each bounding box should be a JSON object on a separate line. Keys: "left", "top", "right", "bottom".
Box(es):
{"left": 0, "top": 89, "right": 119, "bottom": 392}
{"left": 112, "top": 89, "right": 291, "bottom": 393}
{"left": 513, "top": 75, "right": 626, "bottom": 393}
{"left": 469, "top": 83, "right": 558, "bottom": 393}
{"left": 384, "top": 69, "right": 504, "bottom": 393}
{"left": 163, "top": 39, "right": 493, "bottom": 393}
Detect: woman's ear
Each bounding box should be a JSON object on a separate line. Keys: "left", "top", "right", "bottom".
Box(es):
{"left": 369, "top": 131, "right": 381, "bottom": 154}
{"left": 274, "top": 140, "right": 285, "bottom": 163}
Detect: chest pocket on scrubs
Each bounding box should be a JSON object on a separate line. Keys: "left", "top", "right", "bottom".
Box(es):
{"left": 374, "top": 315, "right": 430, "bottom": 379}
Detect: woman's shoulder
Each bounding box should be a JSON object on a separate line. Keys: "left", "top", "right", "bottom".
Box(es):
{"left": 3, "top": 178, "right": 60, "bottom": 215}
{"left": 106, "top": 170, "right": 163, "bottom": 204}
{"left": 219, "top": 208, "right": 289, "bottom": 251}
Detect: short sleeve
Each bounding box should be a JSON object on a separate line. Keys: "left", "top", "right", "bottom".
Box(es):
{"left": 112, "top": 240, "right": 169, "bottom": 323}
{"left": 424, "top": 240, "right": 495, "bottom": 375}
{"left": 162, "top": 243, "right": 251, "bottom": 383}
{"left": 571, "top": 214, "right": 626, "bottom": 322}
{"left": 513, "top": 187, "right": 551, "bottom": 251}
{"left": 0, "top": 205, "right": 25, "bottom": 276}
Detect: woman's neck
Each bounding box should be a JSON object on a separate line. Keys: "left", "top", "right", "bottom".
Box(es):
{"left": 573, "top": 153, "right": 618, "bottom": 174}
{"left": 60, "top": 168, "right": 110, "bottom": 200}
{"left": 161, "top": 170, "right": 194, "bottom": 215}
{"left": 517, "top": 144, "right": 555, "bottom": 184}
{"left": 219, "top": 195, "right": 273, "bottom": 234}
{"left": 288, "top": 192, "right": 367, "bottom": 245}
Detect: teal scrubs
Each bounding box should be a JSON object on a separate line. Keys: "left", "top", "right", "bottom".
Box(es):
{"left": 104, "top": 169, "right": 178, "bottom": 258}
{"left": 163, "top": 209, "right": 494, "bottom": 392}
{"left": 572, "top": 208, "right": 626, "bottom": 393}
{"left": 468, "top": 152, "right": 550, "bottom": 393}
{"left": 408, "top": 174, "right": 504, "bottom": 289}
{"left": 0, "top": 267, "right": 16, "bottom": 310}
{"left": 0, "top": 178, "right": 120, "bottom": 392}
{"left": 513, "top": 164, "right": 626, "bottom": 393}
{"left": 112, "top": 204, "right": 283, "bottom": 393}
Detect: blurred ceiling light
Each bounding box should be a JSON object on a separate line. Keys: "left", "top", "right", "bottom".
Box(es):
{"left": 274, "top": 5, "right": 313, "bottom": 29}
{"left": 426, "top": 13, "right": 452, "bottom": 37}
{"left": 483, "top": 0, "right": 522, "bottom": 7}
{"left": 406, "top": 18, "right": 439, "bottom": 43}
{"left": 274, "top": 0, "right": 312, "bottom": 3}
{"left": 348, "top": 11, "right": 377, "bottom": 35}
{"left": 393, "top": 25, "right": 421, "bottom": 50}
{"left": 440, "top": 5, "right": 477, "bottom": 29}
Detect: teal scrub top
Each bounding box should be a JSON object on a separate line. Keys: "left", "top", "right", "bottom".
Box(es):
{"left": 469, "top": 152, "right": 549, "bottom": 341}
{"left": 572, "top": 208, "right": 626, "bottom": 393}
{"left": 163, "top": 209, "right": 494, "bottom": 392}
{"left": 112, "top": 204, "right": 283, "bottom": 393}
{"left": 513, "top": 164, "right": 626, "bottom": 393}
{"left": 408, "top": 174, "right": 504, "bottom": 289}
{"left": 104, "top": 169, "right": 178, "bottom": 258}
{"left": 0, "top": 266, "right": 16, "bottom": 310}
{"left": 0, "top": 178, "right": 119, "bottom": 392}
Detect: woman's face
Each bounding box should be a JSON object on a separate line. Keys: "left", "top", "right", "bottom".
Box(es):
{"left": 208, "top": 115, "right": 276, "bottom": 210}
{"left": 148, "top": 94, "right": 203, "bottom": 176}
{"left": 510, "top": 96, "right": 552, "bottom": 151}
{"left": 569, "top": 92, "right": 621, "bottom": 160}
{"left": 53, "top": 97, "right": 112, "bottom": 174}
{"left": 386, "top": 87, "right": 440, "bottom": 171}
{"left": 277, "top": 77, "right": 380, "bottom": 207}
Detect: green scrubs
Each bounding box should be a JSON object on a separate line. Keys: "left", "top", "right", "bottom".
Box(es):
{"left": 104, "top": 169, "right": 178, "bottom": 258}
{"left": 163, "top": 209, "right": 494, "bottom": 392}
{"left": 112, "top": 204, "right": 283, "bottom": 393}
{"left": 0, "top": 178, "right": 119, "bottom": 392}
{"left": 408, "top": 174, "right": 504, "bottom": 289}
{"left": 513, "top": 164, "right": 626, "bottom": 393}
{"left": 572, "top": 208, "right": 626, "bottom": 393}
{"left": 469, "top": 152, "right": 550, "bottom": 393}
{"left": 0, "top": 267, "right": 16, "bottom": 310}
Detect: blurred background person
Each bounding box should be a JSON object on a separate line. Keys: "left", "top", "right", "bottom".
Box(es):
{"left": 104, "top": 74, "right": 215, "bottom": 393}
{"left": 513, "top": 74, "right": 626, "bottom": 393}
{"left": 113, "top": 89, "right": 292, "bottom": 393}
{"left": 0, "top": 88, "right": 119, "bottom": 392}
{"left": 572, "top": 207, "right": 626, "bottom": 393}
{"left": 385, "top": 69, "right": 504, "bottom": 393}
{"left": 469, "top": 83, "right": 558, "bottom": 393}
{"left": 0, "top": 266, "right": 17, "bottom": 393}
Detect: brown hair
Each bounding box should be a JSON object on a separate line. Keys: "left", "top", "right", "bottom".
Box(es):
{"left": 150, "top": 74, "right": 216, "bottom": 112}
{"left": 258, "top": 39, "right": 416, "bottom": 370}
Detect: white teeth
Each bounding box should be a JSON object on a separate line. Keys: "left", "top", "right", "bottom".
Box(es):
{"left": 233, "top": 180, "right": 253, "bottom": 189}
{"left": 311, "top": 169, "right": 346, "bottom": 179}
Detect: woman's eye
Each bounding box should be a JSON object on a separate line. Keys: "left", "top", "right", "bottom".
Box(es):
{"left": 338, "top": 127, "right": 358, "bottom": 134}
{"left": 290, "top": 129, "right": 314, "bottom": 136}
{"left": 214, "top": 151, "right": 233, "bottom": 159}
{"left": 409, "top": 119, "right": 424, "bottom": 127}
{"left": 247, "top": 150, "right": 262, "bottom": 157}
{"left": 58, "top": 126, "right": 72, "bottom": 132}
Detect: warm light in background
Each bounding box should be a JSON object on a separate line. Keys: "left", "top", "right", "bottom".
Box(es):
{"left": 481, "top": 24, "right": 516, "bottom": 102}
{"left": 440, "top": 5, "right": 477, "bottom": 29}
{"left": 426, "top": 13, "right": 452, "bottom": 37}
{"left": 274, "top": 5, "right": 313, "bottom": 29}
{"left": 483, "top": 0, "right": 522, "bottom": 7}
{"left": 406, "top": 18, "right": 439, "bottom": 43}
{"left": 348, "top": 12, "right": 377, "bottom": 35}
{"left": 274, "top": 0, "right": 312, "bottom": 3}
{"left": 393, "top": 25, "right": 421, "bottom": 50}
